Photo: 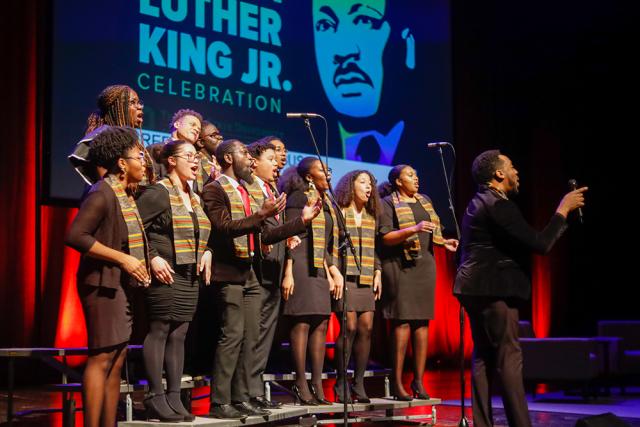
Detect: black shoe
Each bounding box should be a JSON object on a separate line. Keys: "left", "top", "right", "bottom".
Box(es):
{"left": 208, "top": 403, "right": 248, "bottom": 420}
{"left": 352, "top": 382, "right": 370, "bottom": 404}
{"left": 234, "top": 401, "right": 271, "bottom": 416}
{"left": 291, "top": 384, "right": 318, "bottom": 406}
{"left": 410, "top": 380, "right": 430, "bottom": 400}
{"left": 166, "top": 391, "right": 196, "bottom": 421}
{"left": 310, "top": 383, "right": 331, "bottom": 405}
{"left": 391, "top": 384, "right": 413, "bottom": 401}
{"left": 143, "top": 393, "right": 184, "bottom": 422}
{"left": 251, "top": 395, "right": 282, "bottom": 409}
{"left": 333, "top": 381, "right": 352, "bottom": 403}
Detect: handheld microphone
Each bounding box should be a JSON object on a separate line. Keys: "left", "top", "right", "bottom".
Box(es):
{"left": 568, "top": 179, "right": 584, "bottom": 224}
{"left": 286, "top": 112, "right": 321, "bottom": 119}
{"left": 427, "top": 141, "right": 450, "bottom": 148}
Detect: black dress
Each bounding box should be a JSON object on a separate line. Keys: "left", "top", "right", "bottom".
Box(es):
{"left": 378, "top": 196, "right": 436, "bottom": 320}
{"left": 65, "top": 181, "right": 133, "bottom": 350}
{"left": 283, "top": 189, "right": 333, "bottom": 317}
{"left": 137, "top": 184, "right": 200, "bottom": 322}
{"left": 332, "top": 227, "right": 376, "bottom": 312}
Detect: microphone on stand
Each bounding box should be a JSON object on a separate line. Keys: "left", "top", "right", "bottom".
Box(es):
{"left": 286, "top": 112, "right": 321, "bottom": 119}
{"left": 427, "top": 141, "right": 451, "bottom": 148}
{"left": 568, "top": 179, "right": 584, "bottom": 224}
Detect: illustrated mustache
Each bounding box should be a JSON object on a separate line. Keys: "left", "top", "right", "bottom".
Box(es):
{"left": 333, "top": 60, "right": 373, "bottom": 88}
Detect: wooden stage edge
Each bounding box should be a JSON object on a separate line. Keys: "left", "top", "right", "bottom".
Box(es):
{"left": 118, "top": 397, "right": 442, "bottom": 426}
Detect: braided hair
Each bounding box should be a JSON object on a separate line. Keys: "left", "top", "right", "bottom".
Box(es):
{"left": 85, "top": 84, "right": 155, "bottom": 183}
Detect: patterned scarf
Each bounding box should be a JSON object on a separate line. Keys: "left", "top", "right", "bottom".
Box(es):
{"left": 104, "top": 175, "right": 149, "bottom": 274}
{"left": 195, "top": 151, "right": 220, "bottom": 194}
{"left": 217, "top": 175, "right": 259, "bottom": 259}
{"left": 158, "top": 177, "right": 211, "bottom": 265}
{"left": 244, "top": 176, "right": 266, "bottom": 206}
{"left": 306, "top": 185, "right": 339, "bottom": 268}
{"left": 391, "top": 191, "right": 444, "bottom": 261}
{"left": 345, "top": 206, "right": 376, "bottom": 286}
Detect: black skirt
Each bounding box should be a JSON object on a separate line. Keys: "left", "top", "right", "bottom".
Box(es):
{"left": 145, "top": 264, "right": 200, "bottom": 321}
{"left": 78, "top": 283, "right": 132, "bottom": 350}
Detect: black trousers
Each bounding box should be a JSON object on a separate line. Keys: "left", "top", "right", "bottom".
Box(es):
{"left": 211, "top": 269, "right": 261, "bottom": 404}
{"left": 247, "top": 283, "right": 281, "bottom": 398}
{"left": 459, "top": 296, "right": 532, "bottom": 427}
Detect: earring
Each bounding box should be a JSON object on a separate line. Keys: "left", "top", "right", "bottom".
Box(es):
{"left": 401, "top": 28, "right": 415, "bottom": 70}
{"left": 119, "top": 167, "right": 127, "bottom": 180}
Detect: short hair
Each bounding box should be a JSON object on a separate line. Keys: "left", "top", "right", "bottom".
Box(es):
{"left": 254, "top": 135, "right": 283, "bottom": 146}
{"left": 471, "top": 150, "right": 503, "bottom": 185}
{"left": 247, "top": 140, "right": 276, "bottom": 159}
{"left": 89, "top": 126, "right": 138, "bottom": 174}
{"left": 160, "top": 139, "right": 192, "bottom": 169}
{"left": 170, "top": 109, "right": 203, "bottom": 130}
{"left": 335, "top": 170, "right": 380, "bottom": 216}
{"left": 215, "top": 139, "right": 243, "bottom": 168}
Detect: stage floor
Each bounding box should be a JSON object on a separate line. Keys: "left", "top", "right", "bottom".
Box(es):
{"left": 2, "top": 370, "right": 640, "bottom": 426}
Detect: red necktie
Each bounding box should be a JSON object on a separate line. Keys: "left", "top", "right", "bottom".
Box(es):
{"left": 237, "top": 185, "right": 255, "bottom": 254}
{"left": 264, "top": 182, "right": 279, "bottom": 221}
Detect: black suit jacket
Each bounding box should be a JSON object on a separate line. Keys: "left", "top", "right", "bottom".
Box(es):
{"left": 454, "top": 186, "right": 568, "bottom": 300}
{"left": 201, "top": 180, "right": 305, "bottom": 284}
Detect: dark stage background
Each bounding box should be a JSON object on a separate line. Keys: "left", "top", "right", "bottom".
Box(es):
{"left": 1, "top": 0, "right": 637, "bottom": 382}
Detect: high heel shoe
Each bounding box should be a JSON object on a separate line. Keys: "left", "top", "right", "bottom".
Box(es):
{"left": 143, "top": 393, "right": 184, "bottom": 422}
{"left": 352, "top": 382, "right": 370, "bottom": 403}
{"left": 333, "top": 381, "right": 352, "bottom": 403}
{"left": 166, "top": 391, "right": 196, "bottom": 421}
{"left": 410, "top": 380, "right": 430, "bottom": 400}
{"left": 291, "top": 384, "right": 318, "bottom": 406}
{"left": 391, "top": 384, "right": 413, "bottom": 401}
{"left": 309, "top": 383, "right": 332, "bottom": 405}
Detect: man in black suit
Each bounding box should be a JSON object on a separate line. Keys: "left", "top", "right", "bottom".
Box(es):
{"left": 454, "top": 150, "right": 586, "bottom": 427}
{"left": 201, "top": 139, "right": 316, "bottom": 419}
{"left": 244, "top": 139, "right": 312, "bottom": 409}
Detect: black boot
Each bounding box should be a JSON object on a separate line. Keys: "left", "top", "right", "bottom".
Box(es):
{"left": 166, "top": 391, "right": 196, "bottom": 421}
{"left": 143, "top": 393, "right": 184, "bottom": 422}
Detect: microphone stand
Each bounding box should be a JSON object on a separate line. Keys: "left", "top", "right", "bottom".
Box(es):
{"left": 303, "top": 117, "right": 361, "bottom": 426}
{"left": 433, "top": 144, "right": 468, "bottom": 427}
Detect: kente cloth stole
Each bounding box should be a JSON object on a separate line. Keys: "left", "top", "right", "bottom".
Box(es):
{"left": 158, "top": 177, "right": 211, "bottom": 265}
{"left": 217, "top": 175, "right": 259, "bottom": 259}
{"left": 104, "top": 175, "right": 149, "bottom": 271}
{"left": 391, "top": 191, "right": 444, "bottom": 261}
{"left": 306, "top": 186, "right": 339, "bottom": 268}
{"left": 245, "top": 177, "right": 266, "bottom": 206}
{"left": 345, "top": 207, "right": 376, "bottom": 285}
{"left": 195, "top": 153, "right": 218, "bottom": 193}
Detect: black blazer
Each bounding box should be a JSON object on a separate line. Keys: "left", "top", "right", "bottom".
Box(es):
{"left": 454, "top": 186, "right": 568, "bottom": 300}
{"left": 201, "top": 179, "right": 306, "bottom": 284}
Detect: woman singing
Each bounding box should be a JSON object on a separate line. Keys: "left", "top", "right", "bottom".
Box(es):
{"left": 332, "top": 170, "right": 382, "bottom": 403}
{"left": 278, "top": 157, "right": 344, "bottom": 405}
{"left": 65, "top": 126, "right": 150, "bottom": 427}
{"left": 136, "top": 140, "right": 212, "bottom": 421}
{"left": 69, "top": 84, "right": 153, "bottom": 185}
{"left": 378, "top": 165, "right": 458, "bottom": 400}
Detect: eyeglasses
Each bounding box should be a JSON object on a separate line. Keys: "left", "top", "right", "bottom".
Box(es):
{"left": 208, "top": 132, "right": 223, "bottom": 140}
{"left": 173, "top": 153, "right": 202, "bottom": 163}
{"left": 129, "top": 99, "right": 144, "bottom": 108}
{"left": 231, "top": 149, "right": 251, "bottom": 157}
{"left": 124, "top": 151, "right": 146, "bottom": 162}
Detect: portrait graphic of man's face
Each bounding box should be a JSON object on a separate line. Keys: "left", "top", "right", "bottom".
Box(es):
{"left": 312, "top": 0, "right": 391, "bottom": 118}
